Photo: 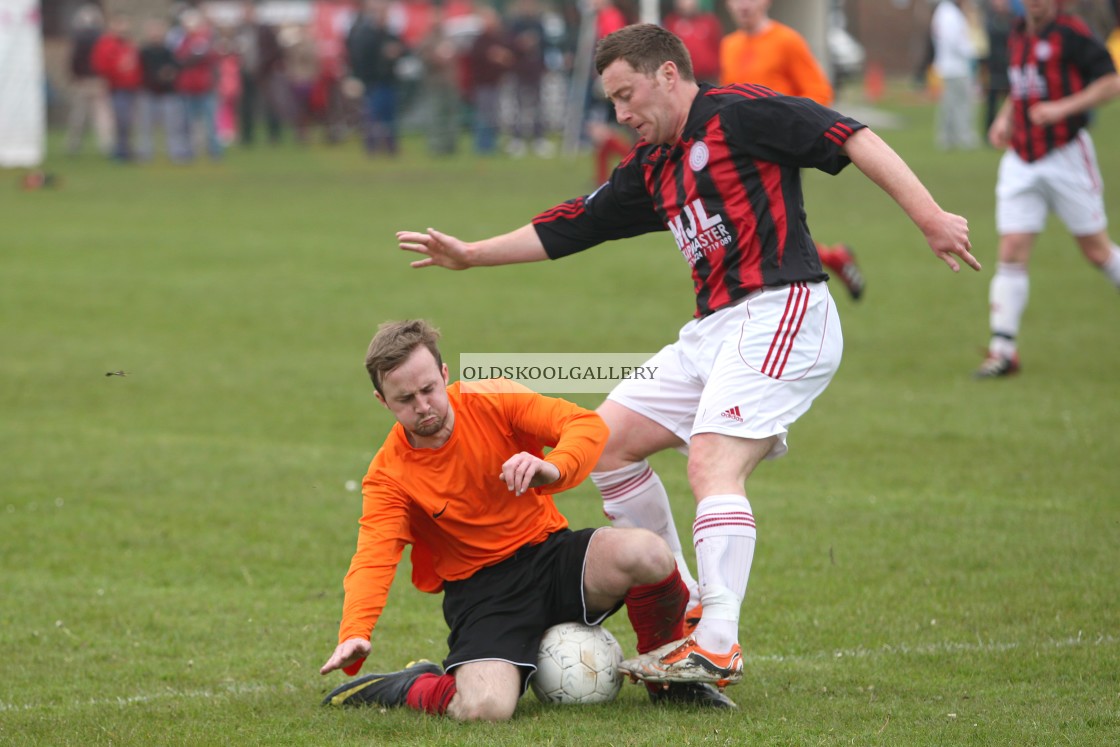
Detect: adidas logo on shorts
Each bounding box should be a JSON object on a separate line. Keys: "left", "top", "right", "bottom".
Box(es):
{"left": 720, "top": 405, "right": 744, "bottom": 422}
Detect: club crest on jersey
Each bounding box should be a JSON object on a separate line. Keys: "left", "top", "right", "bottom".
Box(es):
{"left": 689, "top": 141, "right": 709, "bottom": 171}
{"left": 1034, "top": 40, "right": 1051, "bottom": 61}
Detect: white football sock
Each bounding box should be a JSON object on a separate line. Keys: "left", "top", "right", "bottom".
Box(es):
{"left": 591, "top": 461, "right": 700, "bottom": 608}
{"left": 1100, "top": 244, "right": 1120, "bottom": 287}
{"left": 989, "top": 262, "right": 1029, "bottom": 358}
{"left": 692, "top": 494, "right": 756, "bottom": 653}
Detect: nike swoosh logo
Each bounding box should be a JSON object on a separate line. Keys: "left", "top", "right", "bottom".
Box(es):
{"left": 432, "top": 502, "right": 449, "bottom": 519}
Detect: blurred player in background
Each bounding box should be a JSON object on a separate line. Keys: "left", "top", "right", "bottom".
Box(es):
{"left": 720, "top": 0, "right": 866, "bottom": 300}
{"left": 320, "top": 320, "right": 734, "bottom": 719}
{"left": 978, "top": 0, "right": 1120, "bottom": 377}
{"left": 584, "top": 0, "right": 633, "bottom": 183}
{"left": 398, "top": 25, "right": 979, "bottom": 690}
{"left": 664, "top": 0, "right": 724, "bottom": 87}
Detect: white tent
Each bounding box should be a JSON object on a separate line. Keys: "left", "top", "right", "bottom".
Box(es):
{"left": 0, "top": 0, "right": 46, "bottom": 167}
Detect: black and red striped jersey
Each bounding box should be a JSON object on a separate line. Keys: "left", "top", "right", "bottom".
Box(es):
{"left": 1007, "top": 13, "right": 1117, "bottom": 162}
{"left": 532, "top": 84, "right": 865, "bottom": 318}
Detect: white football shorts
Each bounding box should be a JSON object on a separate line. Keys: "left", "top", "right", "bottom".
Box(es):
{"left": 996, "top": 129, "right": 1108, "bottom": 236}
{"left": 607, "top": 281, "right": 843, "bottom": 460}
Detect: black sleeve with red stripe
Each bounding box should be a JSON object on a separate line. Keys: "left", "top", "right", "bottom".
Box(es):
{"left": 1061, "top": 17, "right": 1117, "bottom": 81}
{"left": 532, "top": 147, "right": 668, "bottom": 260}
{"left": 716, "top": 93, "right": 866, "bottom": 174}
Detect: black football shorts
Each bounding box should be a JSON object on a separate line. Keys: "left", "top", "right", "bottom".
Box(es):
{"left": 440, "top": 527, "right": 623, "bottom": 691}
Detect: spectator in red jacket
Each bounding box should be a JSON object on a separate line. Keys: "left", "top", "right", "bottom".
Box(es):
{"left": 91, "top": 14, "right": 142, "bottom": 160}
{"left": 172, "top": 9, "right": 223, "bottom": 161}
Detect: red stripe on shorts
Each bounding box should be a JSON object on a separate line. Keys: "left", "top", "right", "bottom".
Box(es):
{"left": 763, "top": 283, "right": 808, "bottom": 379}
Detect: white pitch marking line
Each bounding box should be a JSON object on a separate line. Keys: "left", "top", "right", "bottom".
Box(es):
{"left": 0, "top": 682, "right": 274, "bottom": 713}
{"left": 748, "top": 632, "right": 1116, "bottom": 664}
{"left": 1, "top": 633, "right": 1114, "bottom": 713}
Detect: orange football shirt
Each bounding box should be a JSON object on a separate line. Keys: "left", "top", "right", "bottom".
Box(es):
{"left": 336, "top": 378, "right": 608, "bottom": 644}
{"left": 720, "top": 21, "right": 834, "bottom": 106}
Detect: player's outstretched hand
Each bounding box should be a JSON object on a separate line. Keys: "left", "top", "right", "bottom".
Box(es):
{"left": 500, "top": 452, "right": 561, "bottom": 496}
{"left": 987, "top": 117, "right": 1012, "bottom": 149}
{"left": 320, "top": 637, "right": 371, "bottom": 675}
{"left": 397, "top": 228, "right": 472, "bottom": 270}
{"left": 924, "top": 210, "right": 982, "bottom": 273}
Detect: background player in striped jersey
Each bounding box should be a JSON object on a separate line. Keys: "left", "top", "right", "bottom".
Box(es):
{"left": 719, "top": 0, "right": 866, "bottom": 300}
{"left": 397, "top": 24, "right": 979, "bottom": 689}
{"left": 320, "top": 319, "right": 734, "bottom": 717}
{"left": 978, "top": 0, "right": 1120, "bottom": 377}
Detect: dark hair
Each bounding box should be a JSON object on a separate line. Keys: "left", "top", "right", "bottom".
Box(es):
{"left": 594, "top": 23, "right": 695, "bottom": 81}
{"left": 365, "top": 319, "right": 443, "bottom": 396}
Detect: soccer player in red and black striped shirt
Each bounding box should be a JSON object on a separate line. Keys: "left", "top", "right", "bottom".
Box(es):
{"left": 979, "top": 0, "right": 1120, "bottom": 377}
{"left": 398, "top": 24, "right": 978, "bottom": 689}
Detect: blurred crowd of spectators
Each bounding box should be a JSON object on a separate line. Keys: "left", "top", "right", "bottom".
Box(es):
{"left": 60, "top": 0, "right": 1120, "bottom": 164}
{"left": 61, "top": 0, "right": 605, "bottom": 162}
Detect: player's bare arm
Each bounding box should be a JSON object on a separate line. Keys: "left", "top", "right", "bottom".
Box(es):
{"left": 1029, "top": 72, "right": 1120, "bottom": 127}
{"left": 500, "top": 451, "right": 561, "bottom": 496}
{"left": 988, "top": 99, "right": 1014, "bottom": 149}
{"left": 320, "top": 636, "right": 371, "bottom": 675}
{"left": 397, "top": 224, "right": 549, "bottom": 270}
{"left": 841, "top": 128, "right": 982, "bottom": 273}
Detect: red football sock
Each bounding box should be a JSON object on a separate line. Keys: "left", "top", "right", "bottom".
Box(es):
{"left": 817, "top": 243, "right": 842, "bottom": 272}
{"left": 625, "top": 568, "right": 689, "bottom": 654}
{"left": 405, "top": 672, "right": 457, "bottom": 715}
{"left": 595, "top": 133, "right": 631, "bottom": 183}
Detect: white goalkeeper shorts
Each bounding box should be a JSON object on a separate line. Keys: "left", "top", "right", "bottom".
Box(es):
{"left": 996, "top": 129, "right": 1108, "bottom": 237}
{"left": 607, "top": 281, "right": 842, "bottom": 460}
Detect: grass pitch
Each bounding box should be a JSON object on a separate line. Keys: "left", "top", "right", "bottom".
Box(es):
{"left": 1, "top": 90, "right": 1118, "bottom": 745}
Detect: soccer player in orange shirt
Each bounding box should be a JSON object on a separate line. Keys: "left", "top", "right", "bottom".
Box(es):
{"left": 720, "top": 0, "right": 866, "bottom": 300}
{"left": 319, "top": 320, "right": 734, "bottom": 717}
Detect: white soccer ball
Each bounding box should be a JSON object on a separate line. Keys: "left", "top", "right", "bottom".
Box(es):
{"left": 530, "top": 622, "right": 624, "bottom": 705}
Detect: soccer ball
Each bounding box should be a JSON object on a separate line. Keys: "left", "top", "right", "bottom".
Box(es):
{"left": 530, "top": 622, "right": 624, "bottom": 705}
